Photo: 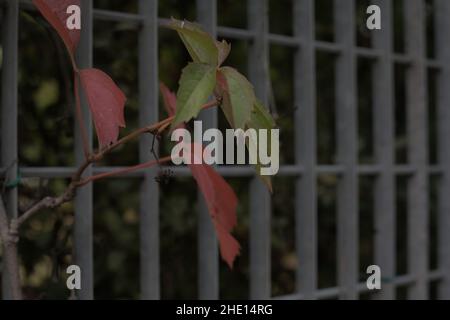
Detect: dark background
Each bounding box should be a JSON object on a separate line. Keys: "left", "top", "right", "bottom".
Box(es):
{"left": 0, "top": 0, "right": 439, "bottom": 299}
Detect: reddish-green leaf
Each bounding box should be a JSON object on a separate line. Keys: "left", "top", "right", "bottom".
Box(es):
{"left": 216, "top": 69, "right": 277, "bottom": 192}
{"left": 163, "top": 83, "right": 240, "bottom": 268}
{"left": 217, "top": 67, "right": 255, "bottom": 129}
{"left": 33, "top": 0, "right": 80, "bottom": 59}
{"left": 79, "top": 69, "right": 126, "bottom": 148}
{"left": 216, "top": 40, "right": 231, "bottom": 66}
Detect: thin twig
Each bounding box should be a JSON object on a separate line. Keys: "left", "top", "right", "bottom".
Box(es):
{"left": 96, "top": 116, "right": 174, "bottom": 159}
{"left": 76, "top": 156, "right": 172, "bottom": 187}
{"left": 17, "top": 184, "right": 77, "bottom": 227}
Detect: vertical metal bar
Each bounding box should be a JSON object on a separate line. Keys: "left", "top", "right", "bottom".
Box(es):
{"left": 248, "top": 0, "right": 271, "bottom": 300}
{"left": 371, "top": 0, "right": 396, "bottom": 300}
{"left": 74, "top": 0, "right": 93, "bottom": 300}
{"left": 404, "top": 0, "right": 429, "bottom": 300}
{"left": 0, "top": 0, "right": 18, "bottom": 300}
{"left": 334, "top": 0, "right": 359, "bottom": 300}
{"left": 138, "top": 0, "right": 159, "bottom": 300}
{"left": 434, "top": 0, "right": 450, "bottom": 300}
{"left": 294, "top": 0, "right": 317, "bottom": 300}
{"left": 196, "top": 0, "right": 219, "bottom": 300}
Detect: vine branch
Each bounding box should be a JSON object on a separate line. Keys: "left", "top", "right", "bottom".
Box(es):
{"left": 15, "top": 99, "right": 218, "bottom": 228}
{"left": 0, "top": 99, "right": 218, "bottom": 300}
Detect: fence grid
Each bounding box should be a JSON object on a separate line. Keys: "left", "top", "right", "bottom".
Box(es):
{"left": 0, "top": 0, "right": 449, "bottom": 300}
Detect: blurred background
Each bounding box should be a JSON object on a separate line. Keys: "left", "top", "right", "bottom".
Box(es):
{"left": 0, "top": 0, "right": 443, "bottom": 299}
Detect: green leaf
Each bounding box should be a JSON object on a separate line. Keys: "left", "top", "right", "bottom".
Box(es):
{"left": 168, "top": 19, "right": 218, "bottom": 66}
{"left": 216, "top": 40, "right": 231, "bottom": 66}
{"left": 172, "top": 62, "right": 217, "bottom": 129}
{"left": 247, "top": 100, "right": 277, "bottom": 192}
{"left": 248, "top": 99, "right": 276, "bottom": 130}
{"left": 218, "top": 67, "right": 256, "bottom": 129}
{"left": 216, "top": 69, "right": 276, "bottom": 191}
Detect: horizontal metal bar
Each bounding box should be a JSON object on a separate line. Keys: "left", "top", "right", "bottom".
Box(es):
{"left": 0, "top": 166, "right": 242, "bottom": 178}
{"left": 1, "top": 164, "right": 443, "bottom": 179}
{"left": 355, "top": 47, "right": 382, "bottom": 59}
{"left": 395, "top": 165, "right": 416, "bottom": 175}
{"left": 427, "top": 59, "right": 444, "bottom": 70}
{"left": 315, "top": 40, "right": 342, "bottom": 53}
{"left": 429, "top": 166, "right": 444, "bottom": 175}
{"left": 429, "top": 270, "right": 445, "bottom": 282}
{"left": 268, "top": 33, "right": 301, "bottom": 47}
{"left": 218, "top": 26, "right": 255, "bottom": 40}
{"left": 0, "top": 165, "right": 304, "bottom": 179}
{"left": 358, "top": 165, "right": 381, "bottom": 175}
{"left": 393, "top": 54, "right": 413, "bottom": 65}
{"left": 160, "top": 18, "right": 257, "bottom": 42}
{"left": 274, "top": 270, "right": 444, "bottom": 300}
{"left": 317, "top": 165, "right": 345, "bottom": 174}
{"left": 94, "top": 9, "right": 144, "bottom": 24}
{"left": 316, "top": 287, "right": 341, "bottom": 300}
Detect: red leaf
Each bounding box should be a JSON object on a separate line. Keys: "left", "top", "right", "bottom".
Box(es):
{"left": 160, "top": 83, "right": 241, "bottom": 268}
{"left": 186, "top": 145, "right": 240, "bottom": 268}
{"left": 160, "top": 83, "right": 177, "bottom": 117}
{"left": 159, "top": 83, "right": 185, "bottom": 131}
{"left": 33, "top": 0, "right": 80, "bottom": 57}
{"left": 189, "top": 163, "right": 240, "bottom": 268}
{"left": 79, "top": 69, "right": 126, "bottom": 148}
{"left": 214, "top": 222, "right": 241, "bottom": 268}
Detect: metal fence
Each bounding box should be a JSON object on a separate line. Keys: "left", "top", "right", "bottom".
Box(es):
{"left": 1, "top": 0, "right": 450, "bottom": 300}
